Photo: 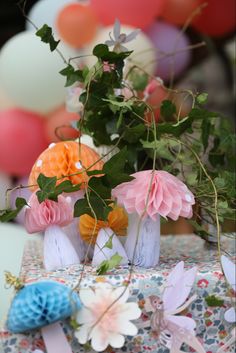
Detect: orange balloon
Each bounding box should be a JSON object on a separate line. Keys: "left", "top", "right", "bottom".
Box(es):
{"left": 56, "top": 3, "right": 98, "bottom": 47}
{"left": 29, "top": 141, "right": 104, "bottom": 190}
{"left": 46, "top": 106, "right": 80, "bottom": 142}
{"left": 161, "top": 0, "right": 200, "bottom": 26}
{"left": 79, "top": 206, "right": 128, "bottom": 244}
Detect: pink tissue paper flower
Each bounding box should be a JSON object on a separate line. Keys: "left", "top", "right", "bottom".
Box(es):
{"left": 112, "top": 170, "right": 195, "bottom": 221}
{"left": 25, "top": 193, "right": 73, "bottom": 233}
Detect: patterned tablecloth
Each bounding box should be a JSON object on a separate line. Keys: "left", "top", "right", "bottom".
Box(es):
{"left": 1, "top": 234, "right": 235, "bottom": 353}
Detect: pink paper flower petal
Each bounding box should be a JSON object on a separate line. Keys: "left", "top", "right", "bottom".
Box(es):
{"left": 25, "top": 193, "right": 73, "bottom": 233}
{"left": 112, "top": 170, "right": 195, "bottom": 220}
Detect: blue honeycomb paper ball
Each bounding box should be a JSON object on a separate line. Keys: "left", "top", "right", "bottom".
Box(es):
{"left": 7, "top": 281, "right": 81, "bottom": 333}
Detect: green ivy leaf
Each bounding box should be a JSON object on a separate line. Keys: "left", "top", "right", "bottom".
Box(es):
{"left": 37, "top": 174, "right": 57, "bottom": 193}
{"left": 189, "top": 108, "right": 218, "bottom": 119}
{"left": 0, "top": 197, "right": 28, "bottom": 222}
{"left": 70, "top": 318, "right": 81, "bottom": 329}
{"left": 36, "top": 24, "right": 60, "bottom": 51}
{"left": 141, "top": 139, "right": 178, "bottom": 161}
{"left": 96, "top": 253, "right": 123, "bottom": 275}
{"left": 197, "top": 93, "right": 208, "bottom": 105}
{"left": 74, "top": 198, "right": 91, "bottom": 218}
{"left": 104, "top": 234, "right": 113, "bottom": 249}
{"left": 93, "top": 44, "right": 109, "bottom": 58}
{"left": 88, "top": 176, "right": 111, "bottom": 199}
{"left": 123, "top": 124, "right": 146, "bottom": 144}
{"left": 74, "top": 196, "right": 112, "bottom": 221}
{"left": 96, "top": 261, "right": 110, "bottom": 275}
{"left": 36, "top": 175, "right": 82, "bottom": 203}
{"left": 36, "top": 190, "right": 49, "bottom": 203}
{"left": 129, "top": 70, "right": 149, "bottom": 91}
{"left": 54, "top": 180, "right": 82, "bottom": 194}
{"left": 103, "top": 148, "right": 134, "bottom": 187}
{"left": 205, "top": 295, "right": 224, "bottom": 307}
{"left": 157, "top": 116, "right": 193, "bottom": 137}
{"left": 160, "top": 100, "right": 176, "bottom": 119}
{"left": 60, "top": 64, "right": 84, "bottom": 87}
{"left": 201, "top": 118, "right": 211, "bottom": 151}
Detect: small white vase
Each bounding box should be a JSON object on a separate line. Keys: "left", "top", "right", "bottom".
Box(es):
{"left": 44, "top": 225, "right": 80, "bottom": 270}
{"left": 92, "top": 227, "right": 128, "bottom": 267}
{"left": 125, "top": 213, "right": 160, "bottom": 268}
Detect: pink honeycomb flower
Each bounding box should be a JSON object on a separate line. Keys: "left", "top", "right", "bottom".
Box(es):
{"left": 112, "top": 170, "right": 195, "bottom": 221}
{"left": 25, "top": 193, "right": 73, "bottom": 233}
{"left": 112, "top": 170, "right": 195, "bottom": 268}
{"left": 24, "top": 193, "right": 80, "bottom": 270}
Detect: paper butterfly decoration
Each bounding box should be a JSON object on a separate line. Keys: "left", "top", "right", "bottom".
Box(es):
{"left": 217, "top": 255, "right": 236, "bottom": 353}
{"left": 142, "top": 261, "right": 206, "bottom": 353}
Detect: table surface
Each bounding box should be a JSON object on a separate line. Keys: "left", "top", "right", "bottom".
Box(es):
{"left": 1, "top": 233, "right": 235, "bottom": 353}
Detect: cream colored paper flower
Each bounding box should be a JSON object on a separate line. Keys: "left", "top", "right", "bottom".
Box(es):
{"left": 75, "top": 283, "right": 141, "bottom": 352}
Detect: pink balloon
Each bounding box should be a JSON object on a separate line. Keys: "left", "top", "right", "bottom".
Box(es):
{"left": 145, "top": 21, "right": 191, "bottom": 81}
{"left": 90, "top": 0, "right": 165, "bottom": 29}
{"left": 46, "top": 106, "right": 80, "bottom": 142}
{"left": 10, "top": 176, "right": 32, "bottom": 225}
{"left": 0, "top": 109, "right": 48, "bottom": 176}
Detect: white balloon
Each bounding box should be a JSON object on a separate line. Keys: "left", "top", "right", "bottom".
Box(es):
{"left": 84, "top": 25, "right": 156, "bottom": 75}
{"left": 0, "top": 31, "right": 78, "bottom": 114}
{"left": 0, "top": 172, "right": 12, "bottom": 210}
{"left": 26, "top": 0, "right": 75, "bottom": 32}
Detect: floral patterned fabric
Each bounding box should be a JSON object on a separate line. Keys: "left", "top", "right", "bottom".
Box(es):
{"left": 1, "top": 234, "right": 235, "bottom": 353}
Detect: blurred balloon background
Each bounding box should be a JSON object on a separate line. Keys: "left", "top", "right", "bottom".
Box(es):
{"left": 0, "top": 0, "right": 235, "bottom": 225}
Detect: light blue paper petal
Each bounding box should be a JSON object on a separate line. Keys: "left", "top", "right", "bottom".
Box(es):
{"left": 7, "top": 281, "right": 81, "bottom": 333}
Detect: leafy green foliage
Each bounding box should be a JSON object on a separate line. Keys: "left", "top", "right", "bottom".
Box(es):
{"left": 196, "top": 92, "right": 208, "bottom": 105}
{"left": 60, "top": 64, "right": 84, "bottom": 87}
{"left": 1, "top": 28, "right": 235, "bottom": 239}
{"left": 128, "top": 70, "right": 149, "bottom": 91}
{"left": 36, "top": 24, "right": 60, "bottom": 51}
{"left": 205, "top": 295, "right": 224, "bottom": 307}
{"left": 73, "top": 149, "right": 134, "bottom": 220}
{"left": 160, "top": 100, "right": 176, "bottom": 119}
{"left": 0, "top": 197, "right": 28, "bottom": 222}
{"left": 96, "top": 253, "right": 123, "bottom": 275}
{"left": 36, "top": 174, "right": 82, "bottom": 203}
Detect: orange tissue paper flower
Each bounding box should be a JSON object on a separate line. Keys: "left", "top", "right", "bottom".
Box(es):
{"left": 79, "top": 206, "right": 128, "bottom": 244}
{"left": 29, "top": 141, "right": 104, "bottom": 191}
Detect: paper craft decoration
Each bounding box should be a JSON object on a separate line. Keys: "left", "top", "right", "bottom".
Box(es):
{"left": 92, "top": 227, "right": 128, "bottom": 266}
{"left": 7, "top": 281, "right": 81, "bottom": 353}
{"left": 112, "top": 170, "right": 195, "bottom": 267}
{"left": 29, "top": 141, "right": 104, "bottom": 191}
{"left": 75, "top": 283, "right": 141, "bottom": 352}
{"left": 62, "top": 190, "right": 89, "bottom": 262}
{"left": 217, "top": 255, "right": 236, "bottom": 353}
{"left": 221, "top": 255, "right": 236, "bottom": 323}
{"left": 143, "top": 261, "right": 206, "bottom": 353}
{"left": 79, "top": 206, "right": 128, "bottom": 266}
{"left": 25, "top": 193, "right": 80, "bottom": 270}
